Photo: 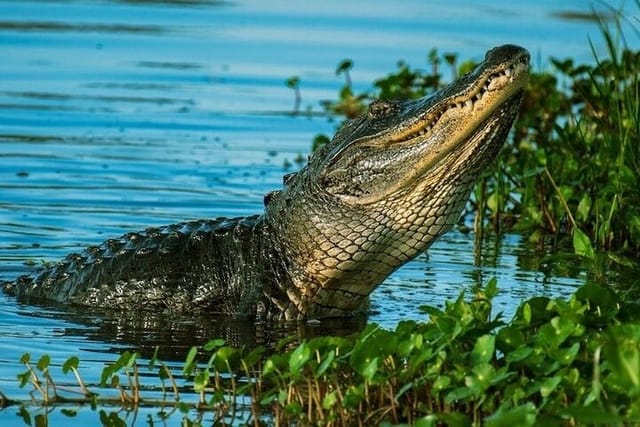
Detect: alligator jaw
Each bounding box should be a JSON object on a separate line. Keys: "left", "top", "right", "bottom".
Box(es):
{"left": 390, "top": 46, "right": 530, "bottom": 144}
{"left": 319, "top": 44, "right": 530, "bottom": 205}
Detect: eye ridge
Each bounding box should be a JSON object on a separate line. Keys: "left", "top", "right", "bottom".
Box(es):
{"left": 367, "top": 99, "right": 398, "bottom": 119}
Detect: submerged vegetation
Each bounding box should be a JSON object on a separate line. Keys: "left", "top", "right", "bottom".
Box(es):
{"left": 3, "top": 4, "right": 640, "bottom": 427}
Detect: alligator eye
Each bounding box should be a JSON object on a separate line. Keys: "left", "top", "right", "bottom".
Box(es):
{"left": 367, "top": 100, "right": 397, "bottom": 119}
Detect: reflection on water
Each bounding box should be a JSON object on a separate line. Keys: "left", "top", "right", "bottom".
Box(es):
{"left": 0, "top": 21, "right": 167, "bottom": 34}
{"left": 0, "top": 0, "right": 621, "bottom": 424}
{"left": 17, "top": 299, "right": 368, "bottom": 359}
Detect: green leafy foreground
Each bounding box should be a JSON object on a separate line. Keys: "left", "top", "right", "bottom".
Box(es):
{"left": 4, "top": 280, "right": 640, "bottom": 426}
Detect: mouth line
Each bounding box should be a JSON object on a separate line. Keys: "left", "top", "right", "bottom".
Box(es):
{"left": 393, "top": 59, "right": 528, "bottom": 142}
{"left": 418, "top": 90, "right": 524, "bottom": 184}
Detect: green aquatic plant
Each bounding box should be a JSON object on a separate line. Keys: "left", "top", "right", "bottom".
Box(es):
{"left": 4, "top": 280, "right": 640, "bottom": 426}
{"left": 285, "top": 76, "right": 301, "bottom": 114}
{"left": 313, "top": 4, "right": 640, "bottom": 256}
{"left": 505, "top": 9, "right": 640, "bottom": 254}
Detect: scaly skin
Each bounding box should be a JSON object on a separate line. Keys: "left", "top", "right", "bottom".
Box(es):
{"left": 3, "top": 45, "right": 530, "bottom": 320}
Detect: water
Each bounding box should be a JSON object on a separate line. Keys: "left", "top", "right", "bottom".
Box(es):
{"left": 0, "top": 0, "right": 633, "bottom": 424}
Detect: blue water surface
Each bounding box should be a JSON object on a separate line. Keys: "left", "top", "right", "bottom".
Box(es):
{"left": 0, "top": 0, "right": 636, "bottom": 424}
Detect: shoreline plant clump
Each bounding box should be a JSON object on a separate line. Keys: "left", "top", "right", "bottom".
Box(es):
{"left": 3, "top": 280, "right": 640, "bottom": 426}
{"left": 4, "top": 280, "right": 640, "bottom": 426}
{"left": 307, "top": 4, "right": 639, "bottom": 256}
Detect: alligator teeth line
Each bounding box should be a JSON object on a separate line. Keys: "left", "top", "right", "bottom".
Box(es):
{"left": 404, "top": 63, "right": 520, "bottom": 141}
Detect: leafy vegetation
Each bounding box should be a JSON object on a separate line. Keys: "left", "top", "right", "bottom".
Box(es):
{"left": 5, "top": 280, "right": 640, "bottom": 426}
{"left": 311, "top": 5, "right": 640, "bottom": 255}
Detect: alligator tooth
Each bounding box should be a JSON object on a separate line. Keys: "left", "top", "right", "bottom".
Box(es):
{"left": 465, "top": 99, "right": 473, "bottom": 109}
{"left": 505, "top": 67, "right": 512, "bottom": 77}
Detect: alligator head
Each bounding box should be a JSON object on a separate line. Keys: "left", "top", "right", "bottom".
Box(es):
{"left": 265, "top": 45, "right": 529, "bottom": 320}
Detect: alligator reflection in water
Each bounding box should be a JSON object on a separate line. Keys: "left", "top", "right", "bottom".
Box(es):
{"left": 18, "top": 299, "right": 367, "bottom": 360}
{"left": 4, "top": 45, "right": 530, "bottom": 322}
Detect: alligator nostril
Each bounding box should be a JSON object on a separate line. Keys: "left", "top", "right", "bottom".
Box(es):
{"left": 486, "top": 44, "right": 529, "bottom": 63}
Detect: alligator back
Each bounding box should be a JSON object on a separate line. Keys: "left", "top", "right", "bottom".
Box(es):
{"left": 4, "top": 216, "right": 267, "bottom": 315}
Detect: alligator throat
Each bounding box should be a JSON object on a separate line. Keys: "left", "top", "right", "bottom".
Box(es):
{"left": 3, "top": 45, "right": 530, "bottom": 320}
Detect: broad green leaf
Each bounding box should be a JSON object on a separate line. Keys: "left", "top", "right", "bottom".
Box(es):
{"left": 343, "top": 384, "right": 365, "bottom": 408}
{"left": 576, "top": 194, "right": 592, "bottom": 221}
{"left": 485, "top": 277, "right": 499, "bottom": 299}
{"left": 359, "top": 357, "right": 379, "bottom": 382}
{"left": 414, "top": 415, "right": 438, "bottom": 427}
{"left": 605, "top": 324, "right": 640, "bottom": 390}
{"left": 506, "top": 346, "right": 533, "bottom": 363}
{"left": 36, "top": 355, "right": 50, "bottom": 371}
{"left": 182, "top": 346, "right": 198, "bottom": 376}
{"left": 432, "top": 375, "right": 451, "bottom": 392}
{"left": 572, "top": 227, "right": 595, "bottom": 259}
{"left": 213, "top": 346, "right": 238, "bottom": 372}
{"left": 285, "top": 402, "right": 303, "bottom": 417}
{"left": 467, "top": 363, "right": 495, "bottom": 394}
{"left": 471, "top": 335, "right": 495, "bottom": 365}
{"left": 315, "top": 350, "right": 335, "bottom": 377}
{"left": 497, "top": 326, "right": 525, "bottom": 349}
{"left": 336, "top": 58, "right": 353, "bottom": 74}
{"left": 62, "top": 356, "right": 79, "bottom": 374}
{"left": 551, "top": 342, "right": 580, "bottom": 365}
{"left": 322, "top": 390, "right": 338, "bottom": 409}
{"left": 484, "top": 402, "right": 537, "bottom": 427}
{"left": 540, "top": 376, "right": 562, "bottom": 397}
{"left": 242, "top": 346, "right": 266, "bottom": 369}
{"left": 284, "top": 76, "right": 300, "bottom": 89}
{"left": 289, "top": 342, "right": 311, "bottom": 373}
{"left": 193, "top": 370, "right": 209, "bottom": 393}
{"left": 203, "top": 338, "right": 225, "bottom": 351}
{"left": 563, "top": 403, "right": 623, "bottom": 424}
{"left": 60, "top": 408, "right": 77, "bottom": 418}
{"left": 445, "top": 386, "right": 475, "bottom": 403}
{"left": 438, "top": 411, "right": 472, "bottom": 427}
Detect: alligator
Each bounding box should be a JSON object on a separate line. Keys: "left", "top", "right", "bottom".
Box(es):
{"left": 2, "top": 45, "right": 530, "bottom": 320}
